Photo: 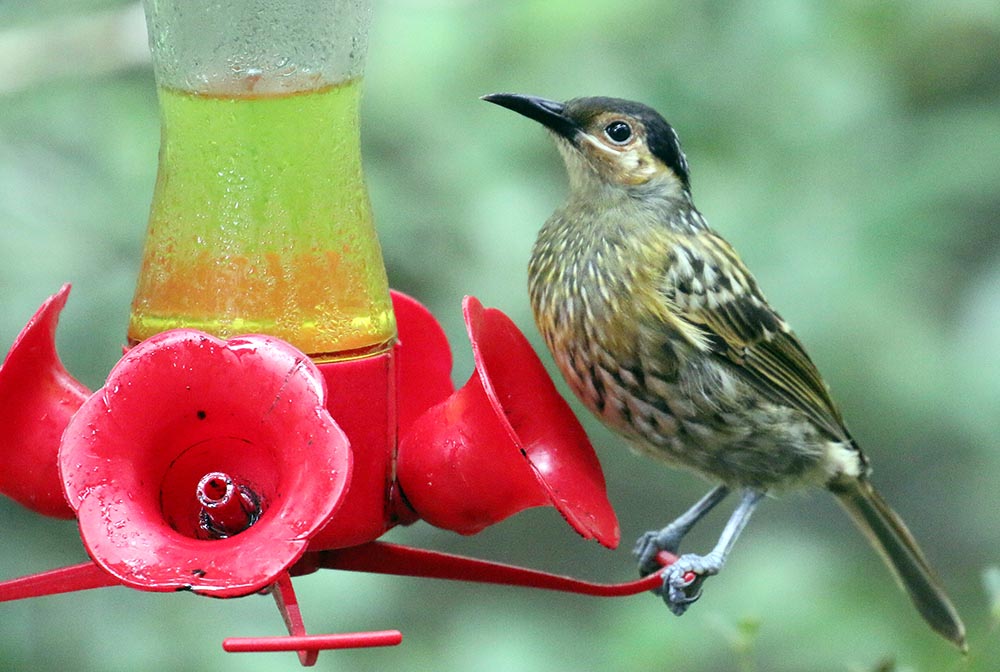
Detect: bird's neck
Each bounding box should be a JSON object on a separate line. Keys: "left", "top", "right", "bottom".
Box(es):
{"left": 533, "top": 182, "right": 701, "bottom": 271}
{"left": 528, "top": 186, "right": 688, "bottom": 345}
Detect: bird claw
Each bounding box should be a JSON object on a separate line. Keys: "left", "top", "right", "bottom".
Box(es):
{"left": 660, "top": 553, "right": 721, "bottom": 616}
{"left": 633, "top": 531, "right": 666, "bottom": 577}
{"left": 633, "top": 528, "right": 684, "bottom": 577}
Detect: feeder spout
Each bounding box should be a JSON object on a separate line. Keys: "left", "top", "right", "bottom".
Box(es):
{"left": 196, "top": 472, "right": 262, "bottom": 539}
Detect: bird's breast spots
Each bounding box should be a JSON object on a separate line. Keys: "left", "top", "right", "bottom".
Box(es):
{"left": 689, "top": 254, "right": 705, "bottom": 275}
{"left": 715, "top": 269, "right": 732, "bottom": 291}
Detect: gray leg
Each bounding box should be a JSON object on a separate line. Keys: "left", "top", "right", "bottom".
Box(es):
{"left": 661, "top": 488, "right": 764, "bottom": 615}
{"left": 633, "top": 484, "right": 730, "bottom": 576}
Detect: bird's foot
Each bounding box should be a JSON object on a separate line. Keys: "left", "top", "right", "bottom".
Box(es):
{"left": 660, "top": 551, "right": 723, "bottom": 616}
{"left": 633, "top": 526, "right": 685, "bottom": 577}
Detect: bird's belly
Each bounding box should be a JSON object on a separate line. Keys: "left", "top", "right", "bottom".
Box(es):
{"left": 636, "top": 397, "right": 834, "bottom": 490}
{"left": 555, "top": 338, "right": 832, "bottom": 490}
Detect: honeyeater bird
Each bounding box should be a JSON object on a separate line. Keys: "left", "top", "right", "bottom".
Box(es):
{"left": 482, "top": 92, "right": 965, "bottom": 649}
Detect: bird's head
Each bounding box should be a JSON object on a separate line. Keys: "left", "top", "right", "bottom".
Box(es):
{"left": 483, "top": 93, "right": 690, "bottom": 198}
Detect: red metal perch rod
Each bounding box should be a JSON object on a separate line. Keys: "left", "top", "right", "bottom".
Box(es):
{"left": 0, "top": 561, "right": 118, "bottom": 601}
{"left": 293, "top": 541, "right": 679, "bottom": 597}
{"left": 223, "top": 631, "right": 403, "bottom": 653}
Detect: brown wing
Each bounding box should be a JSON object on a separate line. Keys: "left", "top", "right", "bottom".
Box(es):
{"left": 665, "top": 232, "right": 850, "bottom": 441}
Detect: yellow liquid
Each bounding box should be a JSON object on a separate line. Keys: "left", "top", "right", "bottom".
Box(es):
{"left": 129, "top": 79, "right": 395, "bottom": 357}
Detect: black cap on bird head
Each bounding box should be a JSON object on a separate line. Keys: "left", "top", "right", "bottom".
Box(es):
{"left": 482, "top": 93, "right": 691, "bottom": 192}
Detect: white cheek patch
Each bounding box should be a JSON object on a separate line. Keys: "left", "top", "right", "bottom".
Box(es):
{"left": 579, "top": 132, "right": 619, "bottom": 157}
{"left": 619, "top": 148, "right": 642, "bottom": 171}
{"left": 578, "top": 134, "right": 658, "bottom": 182}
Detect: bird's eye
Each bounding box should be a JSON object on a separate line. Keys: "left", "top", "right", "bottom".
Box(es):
{"left": 603, "top": 120, "right": 632, "bottom": 144}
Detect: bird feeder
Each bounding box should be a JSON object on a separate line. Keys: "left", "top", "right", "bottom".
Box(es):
{"left": 0, "top": 0, "right": 674, "bottom": 665}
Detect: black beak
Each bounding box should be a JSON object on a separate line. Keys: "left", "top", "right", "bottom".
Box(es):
{"left": 481, "top": 93, "right": 580, "bottom": 142}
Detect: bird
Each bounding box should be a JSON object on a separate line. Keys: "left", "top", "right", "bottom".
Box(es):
{"left": 481, "top": 92, "right": 966, "bottom": 649}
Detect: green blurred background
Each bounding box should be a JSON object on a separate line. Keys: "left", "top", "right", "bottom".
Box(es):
{"left": 1, "top": 1, "right": 999, "bottom": 670}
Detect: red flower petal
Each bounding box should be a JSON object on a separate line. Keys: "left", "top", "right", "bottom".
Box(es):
{"left": 396, "top": 297, "right": 619, "bottom": 548}
{"left": 463, "top": 298, "right": 619, "bottom": 548}
{"left": 390, "top": 290, "right": 454, "bottom": 436}
{"left": 0, "top": 285, "right": 88, "bottom": 518}
{"left": 60, "top": 329, "right": 352, "bottom": 597}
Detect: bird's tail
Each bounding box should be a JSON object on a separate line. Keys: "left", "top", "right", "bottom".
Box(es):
{"left": 829, "top": 476, "right": 966, "bottom": 650}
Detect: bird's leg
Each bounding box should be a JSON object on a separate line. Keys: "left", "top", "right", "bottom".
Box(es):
{"left": 633, "top": 484, "right": 730, "bottom": 576}
{"left": 660, "top": 488, "right": 764, "bottom": 616}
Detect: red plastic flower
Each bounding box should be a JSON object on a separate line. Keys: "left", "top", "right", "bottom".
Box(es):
{"left": 395, "top": 297, "right": 620, "bottom": 548}
{"left": 0, "top": 285, "right": 88, "bottom": 518}
{"left": 59, "top": 329, "right": 352, "bottom": 597}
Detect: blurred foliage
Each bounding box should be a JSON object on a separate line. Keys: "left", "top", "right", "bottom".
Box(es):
{"left": 1, "top": 1, "right": 999, "bottom": 671}
{"left": 984, "top": 566, "right": 1000, "bottom": 626}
